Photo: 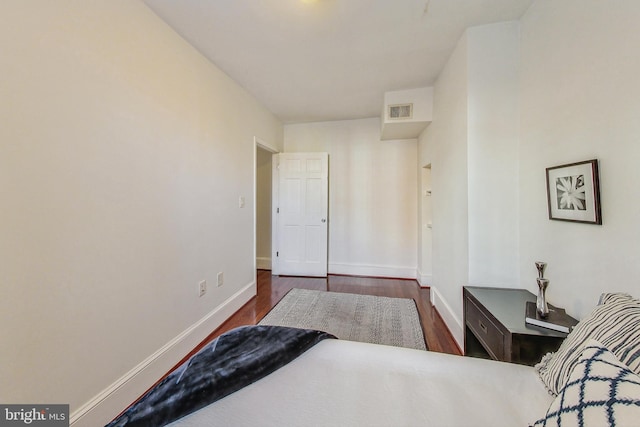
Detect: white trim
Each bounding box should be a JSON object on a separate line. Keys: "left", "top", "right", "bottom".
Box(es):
{"left": 271, "top": 154, "right": 280, "bottom": 275}
{"left": 254, "top": 136, "right": 278, "bottom": 154}
{"left": 416, "top": 268, "right": 432, "bottom": 287}
{"left": 70, "top": 281, "right": 256, "bottom": 427}
{"left": 256, "top": 257, "right": 272, "bottom": 270}
{"left": 329, "top": 262, "right": 417, "bottom": 279}
{"left": 429, "top": 285, "right": 464, "bottom": 350}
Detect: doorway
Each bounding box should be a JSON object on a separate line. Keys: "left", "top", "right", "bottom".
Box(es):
{"left": 419, "top": 164, "right": 432, "bottom": 286}
{"left": 255, "top": 138, "right": 278, "bottom": 273}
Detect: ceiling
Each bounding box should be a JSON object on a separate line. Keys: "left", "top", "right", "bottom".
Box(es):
{"left": 144, "top": 0, "right": 533, "bottom": 124}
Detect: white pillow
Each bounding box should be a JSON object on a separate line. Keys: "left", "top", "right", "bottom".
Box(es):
{"left": 536, "top": 293, "right": 640, "bottom": 395}
{"left": 532, "top": 340, "right": 640, "bottom": 427}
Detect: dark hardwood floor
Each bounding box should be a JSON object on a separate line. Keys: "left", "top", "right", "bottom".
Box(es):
{"left": 191, "top": 270, "right": 461, "bottom": 357}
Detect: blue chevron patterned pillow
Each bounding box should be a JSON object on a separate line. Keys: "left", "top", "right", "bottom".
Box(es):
{"left": 532, "top": 340, "right": 640, "bottom": 427}
{"left": 536, "top": 293, "right": 640, "bottom": 395}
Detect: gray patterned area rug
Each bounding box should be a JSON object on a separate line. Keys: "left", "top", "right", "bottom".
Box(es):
{"left": 259, "top": 288, "right": 427, "bottom": 350}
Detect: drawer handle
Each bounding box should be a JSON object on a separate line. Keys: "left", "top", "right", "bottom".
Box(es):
{"left": 479, "top": 320, "right": 488, "bottom": 334}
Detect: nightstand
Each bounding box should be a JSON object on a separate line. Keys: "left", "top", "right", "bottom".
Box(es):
{"left": 463, "top": 286, "right": 575, "bottom": 366}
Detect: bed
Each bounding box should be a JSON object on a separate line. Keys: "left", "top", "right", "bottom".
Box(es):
{"left": 109, "top": 293, "right": 640, "bottom": 427}
{"left": 169, "top": 338, "right": 550, "bottom": 427}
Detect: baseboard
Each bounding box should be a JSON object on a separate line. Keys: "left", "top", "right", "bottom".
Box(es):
{"left": 256, "top": 257, "right": 271, "bottom": 270}
{"left": 416, "top": 269, "right": 432, "bottom": 287}
{"left": 70, "top": 281, "right": 256, "bottom": 427}
{"left": 429, "top": 285, "right": 464, "bottom": 350}
{"left": 329, "top": 262, "right": 416, "bottom": 279}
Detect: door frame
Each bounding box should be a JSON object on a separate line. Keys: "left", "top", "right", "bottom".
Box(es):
{"left": 271, "top": 152, "right": 280, "bottom": 275}
{"left": 253, "top": 136, "right": 278, "bottom": 284}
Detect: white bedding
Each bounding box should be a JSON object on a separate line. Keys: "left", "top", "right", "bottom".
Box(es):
{"left": 169, "top": 339, "right": 552, "bottom": 426}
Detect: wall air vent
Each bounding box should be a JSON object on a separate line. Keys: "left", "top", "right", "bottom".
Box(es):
{"left": 381, "top": 88, "right": 432, "bottom": 140}
{"left": 388, "top": 103, "right": 413, "bottom": 120}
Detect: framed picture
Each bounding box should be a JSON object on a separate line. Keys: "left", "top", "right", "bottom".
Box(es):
{"left": 545, "top": 159, "right": 602, "bottom": 224}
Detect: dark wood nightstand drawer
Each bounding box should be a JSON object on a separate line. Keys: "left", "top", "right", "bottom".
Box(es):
{"left": 463, "top": 286, "right": 575, "bottom": 365}
{"left": 466, "top": 297, "right": 504, "bottom": 360}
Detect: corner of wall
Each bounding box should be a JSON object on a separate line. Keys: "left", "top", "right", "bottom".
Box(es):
{"left": 429, "top": 285, "right": 464, "bottom": 350}
{"left": 417, "top": 269, "right": 432, "bottom": 287}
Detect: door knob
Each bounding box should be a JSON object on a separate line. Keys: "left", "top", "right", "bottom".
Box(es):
{"left": 321, "top": 218, "right": 326, "bottom": 223}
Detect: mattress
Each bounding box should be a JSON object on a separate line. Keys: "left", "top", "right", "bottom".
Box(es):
{"left": 168, "top": 339, "right": 553, "bottom": 426}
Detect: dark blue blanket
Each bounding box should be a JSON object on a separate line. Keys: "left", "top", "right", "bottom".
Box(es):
{"left": 106, "top": 325, "right": 335, "bottom": 427}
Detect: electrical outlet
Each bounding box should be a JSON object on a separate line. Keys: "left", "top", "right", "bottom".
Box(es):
{"left": 198, "top": 280, "right": 207, "bottom": 297}
{"left": 217, "top": 272, "right": 224, "bottom": 287}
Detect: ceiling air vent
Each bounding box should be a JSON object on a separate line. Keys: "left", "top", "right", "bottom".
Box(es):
{"left": 388, "top": 103, "right": 413, "bottom": 120}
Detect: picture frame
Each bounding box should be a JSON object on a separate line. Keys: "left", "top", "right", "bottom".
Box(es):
{"left": 545, "top": 159, "right": 601, "bottom": 224}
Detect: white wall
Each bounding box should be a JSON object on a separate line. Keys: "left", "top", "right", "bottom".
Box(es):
{"left": 466, "top": 22, "right": 520, "bottom": 287}
{"left": 518, "top": 0, "right": 640, "bottom": 317}
{"left": 0, "top": 1, "right": 282, "bottom": 424}
{"left": 421, "top": 0, "right": 640, "bottom": 346}
{"left": 284, "top": 118, "right": 418, "bottom": 279}
{"left": 418, "top": 21, "right": 521, "bottom": 347}
{"left": 418, "top": 34, "right": 469, "bottom": 345}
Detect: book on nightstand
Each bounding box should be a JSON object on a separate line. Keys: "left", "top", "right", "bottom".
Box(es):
{"left": 525, "top": 301, "right": 579, "bottom": 334}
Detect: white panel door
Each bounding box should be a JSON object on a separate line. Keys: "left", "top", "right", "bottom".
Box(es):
{"left": 276, "top": 152, "right": 328, "bottom": 277}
